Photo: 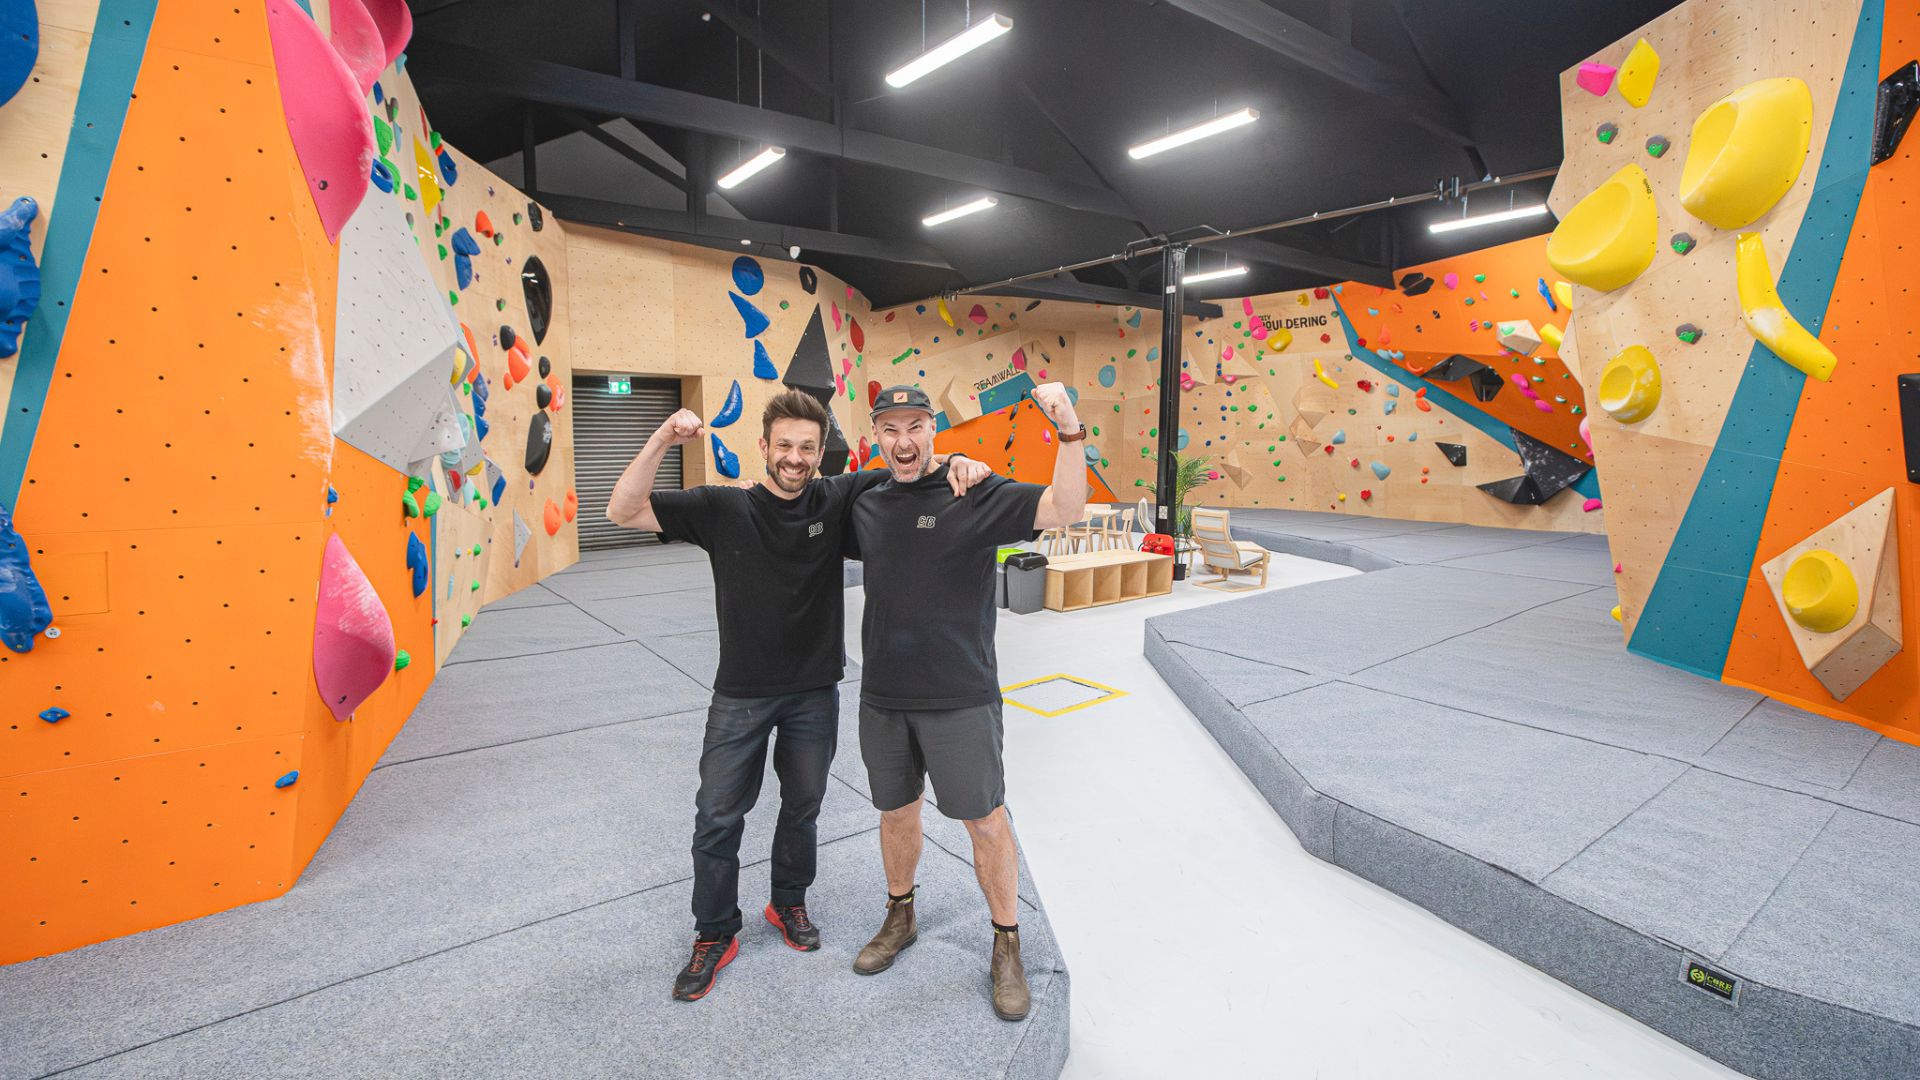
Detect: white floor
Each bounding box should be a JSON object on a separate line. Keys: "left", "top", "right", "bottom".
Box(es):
{"left": 846, "top": 553, "right": 1746, "bottom": 1080}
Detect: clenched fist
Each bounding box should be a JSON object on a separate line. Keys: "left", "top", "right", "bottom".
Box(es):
{"left": 655, "top": 408, "right": 705, "bottom": 446}
{"left": 1030, "top": 382, "right": 1080, "bottom": 433}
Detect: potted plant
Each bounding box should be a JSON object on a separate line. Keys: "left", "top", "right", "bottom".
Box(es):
{"left": 1148, "top": 451, "right": 1213, "bottom": 580}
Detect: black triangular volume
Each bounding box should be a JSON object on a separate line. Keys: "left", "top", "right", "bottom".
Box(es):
{"left": 1511, "top": 428, "right": 1592, "bottom": 498}
{"left": 1435, "top": 442, "right": 1468, "bottom": 467}
{"left": 1467, "top": 366, "right": 1504, "bottom": 402}
{"left": 819, "top": 411, "right": 851, "bottom": 476}
{"left": 781, "top": 306, "right": 836, "bottom": 394}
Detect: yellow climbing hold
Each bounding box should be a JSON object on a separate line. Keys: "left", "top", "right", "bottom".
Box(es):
{"left": 1540, "top": 323, "right": 1565, "bottom": 351}
{"left": 1265, "top": 326, "right": 1293, "bottom": 352}
{"left": 1597, "top": 344, "right": 1662, "bottom": 423}
{"left": 1547, "top": 163, "right": 1658, "bottom": 292}
{"left": 1783, "top": 549, "right": 1858, "bottom": 633}
{"left": 1678, "top": 78, "right": 1813, "bottom": 230}
{"left": 937, "top": 296, "right": 955, "bottom": 327}
{"left": 1313, "top": 358, "right": 1338, "bottom": 389}
{"left": 1617, "top": 38, "right": 1660, "bottom": 108}
{"left": 1736, "top": 231, "right": 1837, "bottom": 381}
{"left": 1611, "top": 605, "right": 1623, "bottom": 623}
{"left": 1553, "top": 281, "right": 1573, "bottom": 309}
{"left": 413, "top": 139, "right": 442, "bottom": 214}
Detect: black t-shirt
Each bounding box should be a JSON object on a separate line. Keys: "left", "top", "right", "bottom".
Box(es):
{"left": 651, "top": 470, "right": 887, "bottom": 697}
{"left": 851, "top": 466, "right": 1047, "bottom": 710}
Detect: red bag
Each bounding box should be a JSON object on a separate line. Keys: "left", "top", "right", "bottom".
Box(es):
{"left": 1140, "top": 532, "right": 1175, "bottom": 556}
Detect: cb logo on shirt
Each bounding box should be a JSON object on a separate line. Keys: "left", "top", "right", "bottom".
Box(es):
{"left": 916, "top": 515, "right": 937, "bottom": 529}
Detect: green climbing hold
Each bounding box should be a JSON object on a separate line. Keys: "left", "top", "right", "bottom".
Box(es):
{"left": 461, "top": 614, "right": 472, "bottom": 627}
{"left": 373, "top": 116, "right": 393, "bottom": 156}
{"left": 430, "top": 130, "right": 443, "bottom": 150}
{"left": 449, "top": 291, "right": 459, "bottom": 306}
{"left": 408, "top": 477, "right": 426, "bottom": 493}
{"left": 472, "top": 544, "right": 482, "bottom": 556}
{"left": 394, "top": 650, "right": 412, "bottom": 671}
{"left": 422, "top": 491, "right": 443, "bottom": 516}
{"left": 513, "top": 213, "right": 523, "bottom": 225}
{"left": 437, "top": 244, "right": 448, "bottom": 260}
{"left": 470, "top": 580, "right": 480, "bottom": 592}
{"left": 496, "top": 299, "right": 506, "bottom": 311}
{"left": 402, "top": 493, "right": 420, "bottom": 517}
{"left": 1474, "top": 274, "right": 1486, "bottom": 283}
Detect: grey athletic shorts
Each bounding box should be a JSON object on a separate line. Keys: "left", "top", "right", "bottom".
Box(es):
{"left": 858, "top": 701, "right": 1006, "bottom": 821}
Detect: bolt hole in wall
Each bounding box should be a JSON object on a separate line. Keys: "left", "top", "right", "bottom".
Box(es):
{"left": 570, "top": 374, "right": 681, "bottom": 550}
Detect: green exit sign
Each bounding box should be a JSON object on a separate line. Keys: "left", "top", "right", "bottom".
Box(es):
{"left": 607, "top": 376, "right": 631, "bottom": 395}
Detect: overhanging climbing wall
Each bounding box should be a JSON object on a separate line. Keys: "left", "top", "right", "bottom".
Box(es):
{"left": 1552, "top": 0, "right": 1920, "bottom": 744}
{"left": 0, "top": 0, "right": 580, "bottom": 964}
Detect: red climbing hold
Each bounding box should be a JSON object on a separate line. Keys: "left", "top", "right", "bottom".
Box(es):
{"left": 849, "top": 317, "right": 865, "bottom": 352}
{"left": 867, "top": 380, "right": 883, "bottom": 408}
{"left": 1323, "top": 445, "right": 1336, "bottom": 455}
{"left": 1356, "top": 379, "right": 1373, "bottom": 392}
{"left": 1360, "top": 490, "right": 1372, "bottom": 501}
{"left": 1313, "top": 287, "right": 1329, "bottom": 299}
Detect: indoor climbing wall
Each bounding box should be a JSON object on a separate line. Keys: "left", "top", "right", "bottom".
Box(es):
{"left": 1552, "top": 0, "right": 1920, "bottom": 742}
{"left": 0, "top": 0, "right": 582, "bottom": 965}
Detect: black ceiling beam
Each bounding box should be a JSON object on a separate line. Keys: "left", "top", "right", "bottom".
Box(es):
{"left": 535, "top": 192, "right": 956, "bottom": 271}
{"left": 1155, "top": 0, "right": 1474, "bottom": 145}
{"left": 1210, "top": 237, "right": 1394, "bottom": 287}
{"left": 408, "top": 38, "right": 1133, "bottom": 219}
{"left": 548, "top": 107, "right": 687, "bottom": 192}
{"left": 990, "top": 275, "right": 1222, "bottom": 319}
{"left": 702, "top": 6, "right": 835, "bottom": 102}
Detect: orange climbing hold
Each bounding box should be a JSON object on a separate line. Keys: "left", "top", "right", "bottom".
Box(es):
{"left": 563, "top": 490, "right": 579, "bottom": 522}
{"left": 506, "top": 349, "right": 532, "bottom": 384}
{"left": 475, "top": 210, "right": 494, "bottom": 237}
{"left": 543, "top": 499, "right": 564, "bottom": 536}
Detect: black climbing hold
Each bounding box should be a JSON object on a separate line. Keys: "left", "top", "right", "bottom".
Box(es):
{"left": 537, "top": 355, "right": 551, "bottom": 378}
{"left": 525, "top": 411, "right": 554, "bottom": 475}
{"left": 1025, "top": 300, "right": 1042, "bottom": 311}
{"left": 1057, "top": 336, "right": 1066, "bottom": 349}
{"left": 1477, "top": 429, "right": 1591, "bottom": 505}
{"left": 1676, "top": 323, "right": 1704, "bottom": 344}
{"left": 1597, "top": 122, "right": 1619, "bottom": 144}
{"left": 1398, "top": 272, "right": 1435, "bottom": 297}
{"left": 521, "top": 255, "right": 552, "bottom": 345}
{"left": 798, "top": 265, "right": 817, "bottom": 294}
{"left": 1671, "top": 232, "right": 1696, "bottom": 255}
{"left": 1436, "top": 442, "right": 1468, "bottom": 467}
{"left": 1645, "top": 134, "right": 1671, "bottom": 158}
{"left": 1467, "top": 367, "right": 1504, "bottom": 403}
{"left": 527, "top": 201, "right": 544, "bottom": 231}
{"left": 1423, "top": 354, "right": 1489, "bottom": 383}
{"left": 499, "top": 325, "right": 515, "bottom": 351}
{"left": 1873, "top": 60, "right": 1920, "bottom": 166}
{"left": 535, "top": 382, "right": 553, "bottom": 410}
{"left": 1897, "top": 374, "right": 1920, "bottom": 482}
{"left": 781, "top": 306, "right": 836, "bottom": 397}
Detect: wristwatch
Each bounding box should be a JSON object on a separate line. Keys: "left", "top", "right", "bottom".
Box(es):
{"left": 1057, "top": 425, "right": 1088, "bottom": 443}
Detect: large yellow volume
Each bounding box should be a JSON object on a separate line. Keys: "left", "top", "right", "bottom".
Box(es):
{"left": 1678, "top": 78, "right": 1813, "bottom": 229}
{"left": 1547, "top": 164, "right": 1658, "bottom": 292}
{"left": 1736, "top": 232, "right": 1838, "bottom": 381}
{"left": 1597, "top": 345, "right": 1662, "bottom": 423}
{"left": 1783, "top": 549, "right": 1858, "bottom": 633}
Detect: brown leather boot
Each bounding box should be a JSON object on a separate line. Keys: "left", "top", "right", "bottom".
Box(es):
{"left": 852, "top": 894, "right": 917, "bottom": 975}
{"left": 991, "top": 927, "right": 1030, "bottom": 1021}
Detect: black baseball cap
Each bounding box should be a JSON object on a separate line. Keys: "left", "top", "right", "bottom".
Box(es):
{"left": 870, "top": 384, "right": 934, "bottom": 420}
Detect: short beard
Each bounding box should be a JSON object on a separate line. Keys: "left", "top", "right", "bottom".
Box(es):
{"left": 766, "top": 461, "right": 813, "bottom": 493}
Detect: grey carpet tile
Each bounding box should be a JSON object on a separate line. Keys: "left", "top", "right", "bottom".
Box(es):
{"left": 538, "top": 561, "right": 719, "bottom": 603}
{"left": 1349, "top": 528, "right": 1569, "bottom": 565}
{"left": 1700, "top": 698, "right": 1883, "bottom": 793}
{"left": 566, "top": 543, "right": 711, "bottom": 571}
{"left": 1156, "top": 641, "right": 1327, "bottom": 707}
{"left": 1542, "top": 769, "right": 1838, "bottom": 959}
{"left": 381, "top": 641, "right": 711, "bottom": 765}
{"left": 46, "top": 835, "right": 1066, "bottom": 1080}
{"left": 1242, "top": 682, "right": 1688, "bottom": 882}
{"left": 478, "top": 582, "right": 569, "bottom": 611}
{"left": 449, "top": 602, "right": 628, "bottom": 664}
{"left": 1348, "top": 590, "right": 1760, "bottom": 759}
{"left": 1438, "top": 540, "right": 1619, "bottom": 586}
{"left": 577, "top": 588, "right": 721, "bottom": 639}
{"left": 1148, "top": 564, "right": 1587, "bottom": 677}
{"left": 1721, "top": 808, "right": 1920, "bottom": 1028}
{"left": 0, "top": 714, "right": 879, "bottom": 1078}
{"left": 1834, "top": 737, "right": 1920, "bottom": 826}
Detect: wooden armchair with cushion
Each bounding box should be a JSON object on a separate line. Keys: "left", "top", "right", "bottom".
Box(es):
{"left": 1188, "top": 507, "right": 1270, "bottom": 591}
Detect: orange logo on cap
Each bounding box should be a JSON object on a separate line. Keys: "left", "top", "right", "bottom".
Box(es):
{"left": 892, "top": 391, "right": 908, "bottom": 403}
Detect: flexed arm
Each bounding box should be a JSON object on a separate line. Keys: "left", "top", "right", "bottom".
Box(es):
{"left": 1029, "top": 383, "right": 1088, "bottom": 529}
{"left": 606, "top": 408, "right": 705, "bottom": 532}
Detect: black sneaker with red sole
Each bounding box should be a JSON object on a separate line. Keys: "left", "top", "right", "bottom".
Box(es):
{"left": 672, "top": 935, "right": 739, "bottom": 1001}
{"left": 764, "top": 903, "right": 821, "bottom": 951}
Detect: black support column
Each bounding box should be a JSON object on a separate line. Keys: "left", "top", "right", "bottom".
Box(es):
{"left": 1154, "top": 243, "right": 1187, "bottom": 535}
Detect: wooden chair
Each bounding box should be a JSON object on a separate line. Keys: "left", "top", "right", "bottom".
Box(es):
{"left": 1189, "top": 507, "right": 1270, "bottom": 591}
{"left": 1065, "top": 506, "right": 1104, "bottom": 553}
{"left": 1102, "top": 506, "right": 1135, "bottom": 552}
{"left": 1039, "top": 526, "right": 1072, "bottom": 556}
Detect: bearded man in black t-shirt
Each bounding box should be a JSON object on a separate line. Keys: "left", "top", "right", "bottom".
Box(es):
{"left": 605, "top": 389, "right": 987, "bottom": 1003}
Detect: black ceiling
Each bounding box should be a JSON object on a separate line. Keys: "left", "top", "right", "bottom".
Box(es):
{"left": 405, "top": 0, "right": 1681, "bottom": 308}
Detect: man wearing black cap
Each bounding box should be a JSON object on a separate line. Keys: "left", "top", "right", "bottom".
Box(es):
{"left": 605, "top": 388, "right": 988, "bottom": 1004}
{"left": 848, "top": 381, "right": 1087, "bottom": 1021}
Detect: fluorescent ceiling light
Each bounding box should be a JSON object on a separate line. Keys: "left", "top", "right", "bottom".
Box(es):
{"left": 716, "top": 146, "right": 785, "bottom": 190}
{"left": 1128, "top": 108, "right": 1259, "bottom": 160}
{"left": 923, "top": 195, "right": 998, "bottom": 227}
{"left": 1428, "top": 203, "right": 1548, "bottom": 234}
{"left": 1184, "top": 265, "right": 1249, "bottom": 285}
{"left": 886, "top": 14, "right": 1013, "bottom": 88}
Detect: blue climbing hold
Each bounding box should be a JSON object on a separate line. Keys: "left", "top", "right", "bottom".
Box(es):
{"left": 453, "top": 252, "right": 473, "bottom": 290}
{"left": 490, "top": 468, "right": 507, "bottom": 507}
{"left": 1098, "top": 364, "right": 1117, "bottom": 388}
{"left": 0, "top": 0, "right": 37, "bottom": 109}
{"left": 369, "top": 158, "right": 395, "bottom": 194}
{"left": 1371, "top": 461, "right": 1391, "bottom": 480}
{"left": 372, "top": 81, "right": 383, "bottom": 104}
{"left": 39, "top": 707, "right": 68, "bottom": 723}
{"left": 0, "top": 501, "right": 51, "bottom": 653}
{"left": 406, "top": 532, "right": 429, "bottom": 598}
{"left": 474, "top": 414, "right": 489, "bottom": 442}
{"left": 0, "top": 196, "right": 40, "bottom": 358}
{"left": 274, "top": 770, "right": 300, "bottom": 789}
{"left": 1147, "top": 346, "right": 1159, "bottom": 362}
{"left": 1331, "top": 430, "right": 1347, "bottom": 445}
{"left": 751, "top": 339, "right": 777, "bottom": 379}
{"left": 711, "top": 433, "right": 740, "bottom": 479}
{"left": 1384, "top": 400, "right": 1397, "bottom": 415}
{"left": 1538, "top": 277, "right": 1557, "bottom": 312}
{"left": 1066, "top": 386, "right": 1079, "bottom": 405}
{"left": 729, "top": 291, "right": 770, "bottom": 338}
{"left": 450, "top": 227, "right": 481, "bottom": 256}
{"left": 730, "top": 256, "right": 764, "bottom": 296}
{"left": 1126, "top": 309, "right": 1142, "bottom": 328}
{"left": 437, "top": 148, "right": 458, "bottom": 187}
{"left": 1176, "top": 428, "right": 1190, "bottom": 451}
{"left": 1384, "top": 383, "right": 1400, "bottom": 398}
{"left": 711, "top": 380, "right": 744, "bottom": 427}
{"left": 326, "top": 486, "right": 338, "bottom": 504}
{"left": 1408, "top": 431, "right": 1419, "bottom": 441}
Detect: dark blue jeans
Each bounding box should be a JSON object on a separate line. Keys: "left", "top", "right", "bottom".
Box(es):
{"left": 691, "top": 685, "right": 839, "bottom": 937}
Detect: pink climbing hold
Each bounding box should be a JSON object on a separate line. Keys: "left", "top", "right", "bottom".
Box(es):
{"left": 1615, "top": 563, "right": 1624, "bottom": 574}
{"left": 1510, "top": 373, "right": 1531, "bottom": 390}
{"left": 1042, "top": 429, "right": 1053, "bottom": 445}
{"left": 968, "top": 303, "right": 989, "bottom": 325}
{"left": 360, "top": 0, "right": 413, "bottom": 69}
{"left": 1533, "top": 399, "right": 1554, "bottom": 413}
{"left": 1011, "top": 347, "right": 1028, "bottom": 371}
{"left": 1241, "top": 296, "right": 1255, "bottom": 317}
{"left": 1583, "top": 498, "right": 1604, "bottom": 512}
{"left": 1577, "top": 62, "right": 1618, "bottom": 97}
{"left": 1443, "top": 273, "right": 1459, "bottom": 290}
{"left": 1250, "top": 321, "right": 1268, "bottom": 341}
{"left": 266, "top": 0, "right": 374, "bottom": 242}
{"left": 313, "top": 534, "right": 396, "bottom": 722}
{"left": 831, "top": 302, "right": 842, "bottom": 332}
{"left": 1578, "top": 417, "right": 1593, "bottom": 455}
{"left": 328, "top": 0, "right": 385, "bottom": 94}
{"left": 1220, "top": 345, "right": 1235, "bottom": 361}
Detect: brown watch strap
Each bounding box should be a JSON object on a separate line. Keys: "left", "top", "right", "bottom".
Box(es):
{"left": 1057, "top": 426, "right": 1088, "bottom": 443}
